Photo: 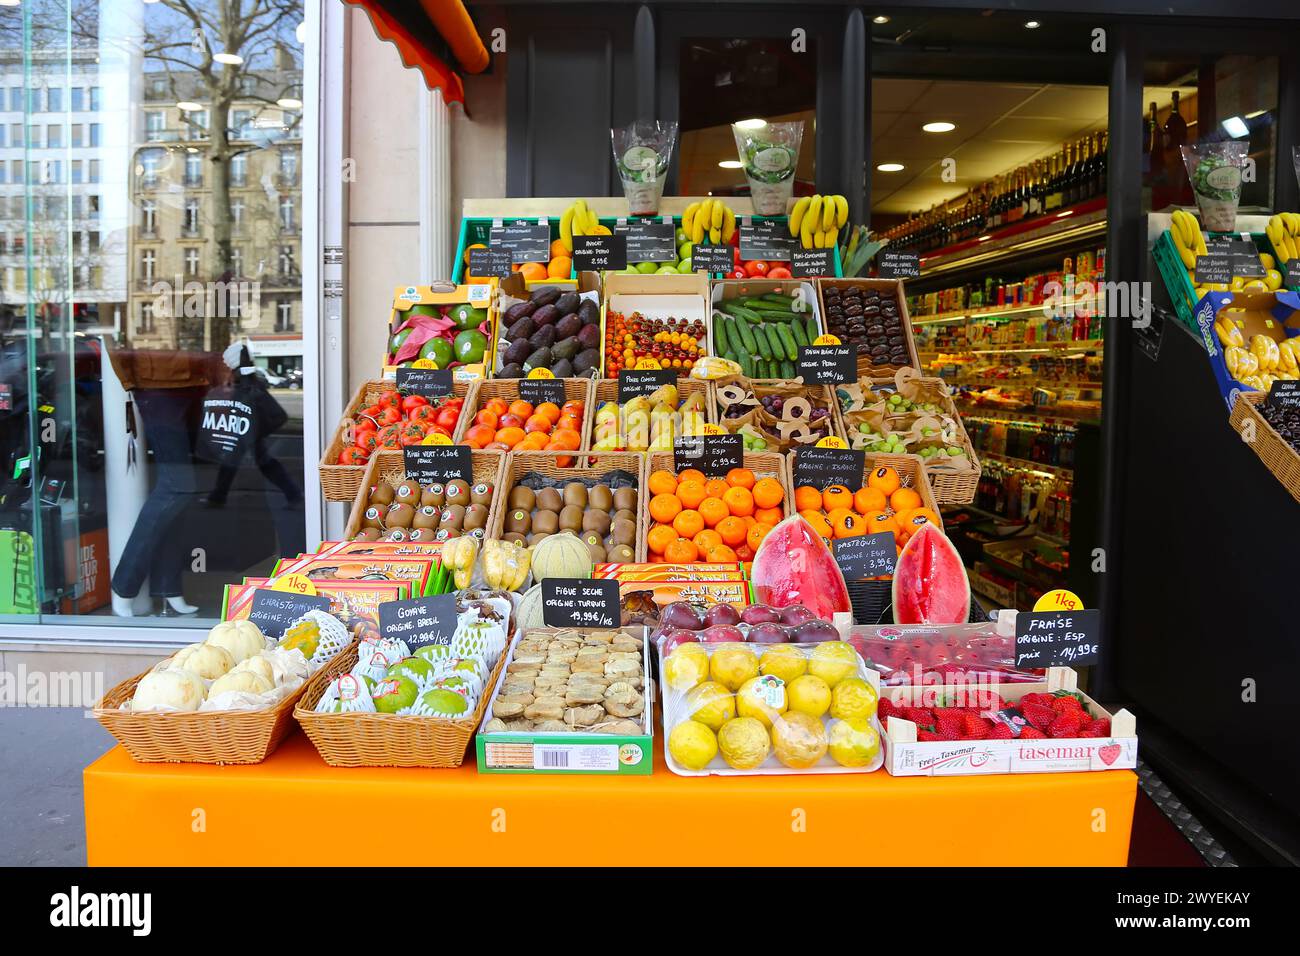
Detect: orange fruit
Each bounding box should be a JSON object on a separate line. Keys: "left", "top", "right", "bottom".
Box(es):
{"left": 524, "top": 413, "right": 553, "bottom": 433}
{"left": 704, "top": 478, "right": 730, "bottom": 500}
{"left": 794, "top": 486, "right": 823, "bottom": 512}
{"left": 831, "top": 510, "right": 864, "bottom": 538}
{"left": 893, "top": 508, "right": 916, "bottom": 528}
{"left": 647, "top": 523, "right": 676, "bottom": 555}
{"left": 676, "top": 479, "right": 707, "bottom": 510}
{"left": 664, "top": 537, "right": 699, "bottom": 564}
{"left": 725, "top": 467, "right": 755, "bottom": 490}
{"left": 547, "top": 256, "right": 572, "bottom": 278}
{"left": 549, "top": 238, "right": 570, "bottom": 259}
{"left": 822, "top": 484, "right": 854, "bottom": 511}
{"left": 508, "top": 400, "right": 534, "bottom": 420}
{"left": 706, "top": 544, "right": 738, "bottom": 563}
{"left": 647, "top": 551, "right": 664, "bottom": 564}
{"left": 465, "top": 424, "right": 495, "bottom": 447}
{"left": 746, "top": 523, "right": 772, "bottom": 551}
{"left": 716, "top": 516, "right": 747, "bottom": 547}
{"left": 754, "top": 506, "right": 783, "bottom": 526}
{"left": 648, "top": 469, "right": 678, "bottom": 497}
{"left": 864, "top": 511, "right": 899, "bottom": 540}
{"left": 698, "top": 497, "right": 729, "bottom": 528}
{"left": 753, "top": 477, "right": 785, "bottom": 510}
{"left": 867, "top": 466, "right": 901, "bottom": 496}
{"left": 535, "top": 401, "right": 562, "bottom": 425}
{"left": 520, "top": 431, "right": 550, "bottom": 450}
{"left": 722, "top": 485, "right": 754, "bottom": 517}
{"left": 677, "top": 468, "right": 707, "bottom": 486}
{"left": 672, "top": 509, "right": 705, "bottom": 539}
{"left": 495, "top": 426, "right": 526, "bottom": 448}
{"left": 799, "top": 510, "right": 833, "bottom": 540}
{"left": 890, "top": 487, "right": 922, "bottom": 512}
{"left": 649, "top": 493, "right": 682, "bottom": 524}
{"left": 906, "top": 508, "right": 941, "bottom": 529}
{"left": 549, "top": 429, "right": 581, "bottom": 451}
{"left": 692, "top": 529, "right": 723, "bottom": 553}
{"left": 854, "top": 487, "right": 888, "bottom": 514}
{"left": 519, "top": 262, "right": 547, "bottom": 282}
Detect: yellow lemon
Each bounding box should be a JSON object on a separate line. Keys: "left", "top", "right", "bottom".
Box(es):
{"left": 786, "top": 673, "right": 832, "bottom": 718}
{"left": 684, "top": 681, "right": 735, "bottom": 731}
{"left": 668, "top": 719, "right": 718, "bottom": 771}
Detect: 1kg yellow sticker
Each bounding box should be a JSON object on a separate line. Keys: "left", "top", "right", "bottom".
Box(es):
{"left": 527, "top": 367, "right": 554, "bottom": 379}
{"left": 271, "top": 574, "right": 317, "bottom": 596}
{"left": 635, "top": 357, "right": 662, "bottom": 370}
{"left": 813, "top": 334, "right": 842, "bottom": 346}
{"left": 1033, "top": 588, "right": 1084, "bottom": 612}
{"left": 700, "top": 423, "right": 724, "bottom": 436}
{"left": 815, "top": 435, "right": 846, "bottom": 449}
{"left": 412, "top": 358, "right": 439, "bottom": 370}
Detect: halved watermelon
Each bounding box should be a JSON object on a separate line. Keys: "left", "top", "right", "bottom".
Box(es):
{"left": 750, "top": 515, "right": 851, "bottom": 622}
{"left": 891, "top": 522, "right": 971, "bottom": 624}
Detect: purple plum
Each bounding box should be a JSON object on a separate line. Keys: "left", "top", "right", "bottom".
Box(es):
{"left": 660, "top": 601, "right": 705, "bottom": 631}
{"left": 701, "top": 624, "right": 745, "bottom": 644}
{"left": 793, "top": 619, "right": 840, "bottom": 644}
{"left": 704, "top": 603, "right": 741, "bottom": 628}
{"left": 778, "top": 604, "right": 817, "bottom": 627}
{"left": 747, "top": 622, "right": 791, "bottom": 644}
{"left": 658, "top": 629, "right": 701, "bottom": 656}
{"left": 740, "top": 604, "right": 782, "bottom": 626}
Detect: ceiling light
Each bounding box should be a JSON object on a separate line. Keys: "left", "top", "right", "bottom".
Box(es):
{"left": 922, "top": 121, "right": 956, "bottom": 133}
{"left": 213, "top": 52, "right": 243, "bottom": 65}
{"left": 0, "top": 1, "right": 22, "bottom": 7}
{"left": 1024, "top": 20, "right": 1041, "bottom": 29}
{"left": 872, "top": 15, "right": 890, "bottom": 24}
{"left": 718, "top": 160, "right": 743, "bottom": 169}
{"left": 176, "top": 101, "right": 202, "bottom": 111}
{"left": 1245, "top": 109, "right": 1266, "bottom": 119}
{"left": 876, "top": 162, "right": 905, "bottom": 172}
{"left": 1056, "top": 209, "right": 1074, "bottom": 218}
{"left": 277, "top": 97, "right": 303, "bottom": 109}
{"left": 1221, "top": 115, "right": 1249, "bottom": 138}
{"left": 734, "top": 118, "right": 767, "bottom": 130}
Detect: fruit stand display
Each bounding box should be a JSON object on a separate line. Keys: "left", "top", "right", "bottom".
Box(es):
{"left": 384, "top": 283, "right": 498, "bottom": 375}
{"left": 818, "top": 278, "right": 920, "bottom": 380}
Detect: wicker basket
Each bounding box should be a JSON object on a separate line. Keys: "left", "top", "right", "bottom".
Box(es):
{"left": 492, "top": 450, "right": 648, "bottom": 559}
{"left": 816, "top": 278, "right": 920, "bottom": 379}
{"left": 342, "top": 447, "right": 507, "bottom": 540}
{"left": 93, "top": 662, "right": 322, "bottom": 765}
{"left": 454, "top": 377, "right": 594, "bottom": 449}
{"left": 711, "top": 376, "right": 844, "bottom": 453}
{"left": 294, "top": 641, "right": 508, "bottom": 768}
{"left": 588, "top": 377, "right": 716, "bottom": 451}
{"left": 319, "top": 378, "right": 480, "bottom": 502}
{"left": 1230, "top": 390, "right": 1300, "bottom": 504}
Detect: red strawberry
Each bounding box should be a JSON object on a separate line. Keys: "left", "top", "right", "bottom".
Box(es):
{"left": 1020, "top": 693, "right": 1053, "bottom": 709}
{"left": 1049, "top": 711, "right": 1087, "bottom": 738}
{"left": 962, "top": 713, "right": 992, "bottom": 736}
{"left": 935, "top": 716, "right": 963, "bottom": 740}
{"left": 1082, "top": 717, "right": 1111, "bottom": 738}
{"left": 1051, "top": 694, "right": 1084, "bottom": 714}
{"left": 989, "top": 723, "right": 1014, "bottom": 739}
{"left": 917, "top": 729, "right": 941, "bottom": 741}
{"left": 932, "top": 706, "right": 968, "bottom": 722}
{"left": 1021, "top": 702, "right": 1057, "bottom": 732}
{"left": 1019, "top": 726, "right": 1046, "bottom": 739}
{"left": 901, "top": 707, "right": 934, "bottom": 726}
{"left": 877, "top": 698, "right": 896, "bottom": 721}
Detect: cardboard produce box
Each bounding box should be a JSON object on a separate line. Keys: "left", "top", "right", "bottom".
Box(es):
{"left": 383, "top": 282, "right": 498, "bottom": 382}
{"left": 600, "top": 271, "right": 711, "bottom": 377}
{"left": 1194, "top": 288, "right": 1300, "bottom": 409}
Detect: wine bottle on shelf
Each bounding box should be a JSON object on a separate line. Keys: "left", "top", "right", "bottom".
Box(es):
{"left": 1164, "top": 90, "right": 1187, "bottom": 148}
{"left": 1146, "top": 101, "right": 1164, "bottom": 175}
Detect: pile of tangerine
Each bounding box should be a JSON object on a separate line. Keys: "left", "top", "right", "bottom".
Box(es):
{"left": 646, "top": 466, "right": 786, "bottom": 564}
{"left": 793, "top": 465, "right": 941, "bottom": 550}
{"left": 461, "top": 396, "right": 585, "bottom": 465}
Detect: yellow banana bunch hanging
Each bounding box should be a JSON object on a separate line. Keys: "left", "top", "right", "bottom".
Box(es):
{"left": 790, "top": 194, "right": 849, "bottom": 250}
{"left": 682, "top": 198, "right": 737, "bottom": 245}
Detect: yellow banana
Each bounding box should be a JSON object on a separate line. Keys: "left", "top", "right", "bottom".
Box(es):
{"left": 682, "top": 201, "right": 700, "bottom": 237}
{"left": 799, "top": 213, "right": 816, "bottom": 250}
{"left": 721, "top": 206, "right": 736, "bottom": 243}
{"left": 807, "top": 195, "right": 824, "bottom": 239}
{"left": 821, "top": 195, "right": 836, "bottom": 231}
{"left": 812, "top": 229, "right": 824, "bottom": 249}
{"left": 823, "top": 226, "right": 838, "bottom": 249}
{"left": 1178, "top": 247, "right": 1196, "bottom": 270}
{"left": 559, "top": 206, "right": 575, "bottom": 253}
{"left": 710, "top": 199, "right": 724, "bottom": 231}
{"left": 833, "top": 194, "right": 849, "bottom": 228}
{"left": 709, "top": 226, "right": 721, "bottom": 244}
{"left": 789, "top": 196, "right": 811, "bottom": 237}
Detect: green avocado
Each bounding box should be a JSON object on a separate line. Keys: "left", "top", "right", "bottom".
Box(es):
{"left": 419, "top": 337, "right": 453, "bottom": 366}
{"left": 450, "top": 303, "right": 487, "bottom": 331}
{"left": 408, "top": 303, "right": 441, "bottom": 319}
{"left": 453, "top": 329, "right": 488, "bottom": 364}
{"left": 390, "top": 327, "right": 413, "bottom": 354}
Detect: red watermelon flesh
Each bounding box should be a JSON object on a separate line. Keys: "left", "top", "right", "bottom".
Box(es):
{"left": 892, "top": 522, "right": 971, "bottom": 625}
{"left": 750, "top": 515, "right": 851, "bottom": 622}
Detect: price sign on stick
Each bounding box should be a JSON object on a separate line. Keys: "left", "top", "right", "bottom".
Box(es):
{"left": 542, "top": 578, "right": 620, "bottom": 628}
{"left": 378, "top": 593, "right": 459, "bottom": 652}
{"left": 1015, "top": 608, "right": 1101, "bottom": 668}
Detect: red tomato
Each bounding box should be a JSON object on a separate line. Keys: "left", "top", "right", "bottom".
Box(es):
{"left": 359, "top": 404, "right": 382, "bottom": 420}
{"left": 767, "top": 266, "right": 792, "bottom": 280}
{"left": 377, "top": 390, "right": 401, "bottom": 409}
{"left": 337, "top": 446, "right": 368, "bottom": 465}
{"left": 377, "top": 406, "right": 401, "bottom": 427}
{"left": 376, "top": 424, "right": 402, "bottom": 449}
{"left": 408, "top": 405, "right": 437, "bottom": 424}
{"left": 744, "top": 260, "right": 768, "bottom": 278}
{"left": 399, "top": 421, "right": 426, "bottom": 445}
{"left": 429, "top": 424, "right": 452, "bottom": 439}
{"left": 435, "top": 406, "right": 460, "bottom": 430}
{"left": 401, "top": 394, "right": 430, "bottom": 413}
{"left": 354, "top": 430, "right": 379, "bottom": 453}
{"left": 729, "top": 269, "right": 746, "bottom": 279}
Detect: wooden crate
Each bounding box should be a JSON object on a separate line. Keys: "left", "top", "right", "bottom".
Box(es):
{"left": 453, "top": 377, "right": 594, "bottom": 449}
{"left": 816, "top": 277, "right": 920, "bottom": 379}
{"left": 341, "top": 448, "right": 507, "bottom": 541}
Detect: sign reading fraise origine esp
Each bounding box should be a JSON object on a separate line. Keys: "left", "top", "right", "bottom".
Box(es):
{"left": 1014, "top": 608, "right": 1101, "bottom": 668}
{"left": 377, "top": 593, "right": 460, "bottom": 651}
{"left": 541, "top": 578, "right": 620, "bottom": 628}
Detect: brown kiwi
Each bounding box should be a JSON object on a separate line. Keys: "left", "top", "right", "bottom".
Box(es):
{"left": 394, "top": 479, "right": 421, "bottom": 504}
{"left": 361, "top": 505, "right": 384, "bottom": 530}
{"left": 439, "top": 504, "right": 466, "bottom": 530}
{"left": 384, "top": 528, "right": 409, "bottom": 542}
{"left": 504, "top": 509, "right": 532, "bottom": 535}
{"left": 530, "top": 510, "right": 558, "bottom": 536}
{"left": 466, "top": 526, "right": 487, "bottom": 541}
{"left": 412, "top": 505, "right": 441, "bottom": 530}
{"left": 585, "top": 541, "right": 607, "bottom": 563}
{"left": 607, "top": 543, "right": 635, "bottom": 563}
{"left": 463, "top": 503, "right": 488, "bottom": 531}
{"left": 563, "top": 482, "right": 588, "bottom": 509}
{"left": 502, "top": 531, "right": 527, "bottom": 546}
{"left": 444, "top": 479, "right": 470, "bottom": 504}
{"left": 435, "top": 527, "right": 460, "bottom": 542}
{"left": 582, "top": 510, "right": 611, "bottom": 536}
{"left": 368, "top": 482, "right": 395, "bottom": 507}
{"left": 408, "top": 527, "right": 434, "bottom": 542}
{"left": 535, "top": 487, "right": 563, "bottom": 512}
{"left": 352, "top": 527, "right": 380, "bottom": 541}
{"left": 612, "top": 486, "right": 637, "bottom": 512}
{"left": 421, "top": 483, "right": 445, "bottom": 507}
{"left": 508, "top": 486, "right": 536, "bottom": 511}
{"left": 386, "top": 502, "right": 415, "bottom": 529}
{"left": 613, "top": 508, "right": 637, "bottom": 526}
{"left": 587, "top": 484, "right": 613, "bottom": 512}
{"left": 470, "top": 482, "right": 494, "bottom": 506}
{"left": 609, "top": 517, "right": 636, "bottom": 547}
{"left": 528, "top": 531, "right": 551, "bottom": 546}
{"left": 558, "top": 504, "right": 584, "bottom": 532}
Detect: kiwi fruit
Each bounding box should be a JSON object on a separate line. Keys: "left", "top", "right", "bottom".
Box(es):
{"left": 412, "top": 506, "right": 441, "bottom": 530}
{"left": 612, "top": 487, "right": 637, "bottom": 512}
{"left": 585, "top": 540, "right": 607, "bottom": 563}
{"left": 386, "top": 502, "right": 415, "bottom": 529}
{"left": 609, "top": 517, "right": 636, "bottom": 547}
{"left": 509, "top": 486, "right": 536, "bottom": 511}
{"left": 504, "top": 509, "right": 531, "bottom": 534}
{"left": 470, "top": 482, "right": 494, "bottom": 506}
{"left": 528, "top": 531, "right": 551, "bottom": 546}
{"left": 444, "top": 479, "right": 470, "bottom": 504}
{"left": 387, "top": 528, "right": 411, "bottom": 542}
{"left": 582, "top": 510, "right": 611, "bottom": 536}
{"left": 558, "top": 504, "right": 584, "bottom": 532}
{"left": 613, "top": 508, "right": 637, "bottom": 526}
{"left": 408, "top": 527, "right": 434, "bottom": 542}
{"left": 463, "top": 503, "right": 488, "bottom": 531}
{"left": 435, "top": 527, "right": 460, "bottom": 542}
{"left": 394, "top": 479, "right": 421, "bottom": 503}
{"left": 361, "top": 505, "right": 384, "bottom": 530}
{"left": 531, "top": 510, "right": 558, "bottom": 535}
{"left": 369, "top": 482, "right": 395, "bottom": 507}
{"left": 440, "top": 504, "right": 466, "bottom": 530}
{"left": 563, "top": 482, "right": 588, "bottom": 509}
{"left": 466, "top": 526, "right": 487, "bottom": 541}
{"left": 421, "top": 483, "right": 445, "bottom": 507}
{"left": 353, "top": 527, "right": 380, "bottom": 541}
{"left": 502, "top": 532, "right": 527, "bottom": 546}
{"left": 607, "top": 543, "right": 635, "bottom": 563}
{"left": 535, "top": 487, "right": 563, "bottom": 512}
{"left": 587, "top": 484, "right": 613, "bottom": 512}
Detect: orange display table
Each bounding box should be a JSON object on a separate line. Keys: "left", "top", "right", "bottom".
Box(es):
{"left": 85, "top": 733, "right": 1136, "bottom": 866}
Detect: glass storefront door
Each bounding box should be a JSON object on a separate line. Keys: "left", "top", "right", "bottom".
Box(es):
{"left": 0, "top": 0, "right": 313, "bottom": 634}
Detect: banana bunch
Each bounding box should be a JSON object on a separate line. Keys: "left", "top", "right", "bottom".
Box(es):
{"left": 480, "top": 538, "right": 531, "bottom": 591}
{"left": 440, "top": 536, "right": 480, "bottom": 591}
{"left": 790, "top": 194, "right": 849, "bottom": 249}
{"left": 1266, "top": 212, "right": 1300, "bottom": 284}
{"left": 1170, "top": 209, "right": 1207, "bottom": 270}
{"left": 1214, "top": 314, "right": 1244, "bottom": 348}
{"left": 558, "top": 199, "right": 609, "bottom": 253}
{"left": 1227, "top": 334, "right": 1300, "bottom": 391}
{"left": 682, "top": 198, "right": 736, "bottom": 245}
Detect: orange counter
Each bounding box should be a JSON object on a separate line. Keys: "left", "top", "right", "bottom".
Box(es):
{"left": 85, "top": 734, "right": 1136, "bottom": 866}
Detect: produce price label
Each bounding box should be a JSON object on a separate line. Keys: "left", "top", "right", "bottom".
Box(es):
{"left": 378, "top": 593, "right": 459, "bottom": 651}
{"left": 249, "top": 588, "right": 330, "bottom": 640}
{"left": 573, "top": 233, "right": 627, "bottom": 272}
{"left": 673, "top": 433, "right": 744, "bottom": 477}
{"left": 1286, "top": 259, "right": 1300, "bottom": 286}
{"left": 489, "top": 222, "right": 550, "bottom": 263}
{"left": 792, "top": 446, "right": 865, "bottom": 489}
{"left": 1194, "top": 253, "right": 1233, "bottom": 285}
{"left": 403, "top": 444, "right": 473, "bottom": 484}
{"left": 1266, "top": 379, "right": 1300, "bottom": 410}
{"left": 468, "top": 247, "right": 513, "bottom": 280}
{"left": 397, "top": 366, "right": 453, "bottom": 397}
{"left": 791, "top": 248, "right": 834, "bottom": 278}
{"left": 833, "top": 531, "right": 896, "bottom": 581}
{"left": 519, "top": 377, "right": 567, "bottom": 406}
{"left": 618, "top": 367, "right": 677, "bottom": 401}
{"left": 691, "top": 244, "right": 735, "bottom": 275}
{"left": 541, "top": 578, "right": 620, "bottom": 629}
{"left": 1207, "top": 238, "right": 1264, "bottom": 278}
{"left": 613, "top": 221, "right": 675, "bottom": 263}
{"left": 797, "top": 344, "right": 855, "bottom": 385}
{"left": 1014, "top": 608, "right": 1101, "bottom": 668}
{"left": 739, "top": 220, "right": 794, "bottom": 262}
{"left": 878, "top": 250, "right": 921, "bottom": 280}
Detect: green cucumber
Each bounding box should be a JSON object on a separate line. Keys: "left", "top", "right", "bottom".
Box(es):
{"left": 804, "top": 315, "right": 819, "bottom": 343}
{"left": 752, "top": 323, "right": 774, "bottom": 361}
{"left": 780, "top": 359, "right": 795, "bottom": 379}
{"left": 776, "top": 322, "right": 797, "bottom": 361}
{"left": 762, "top": 293, "right": 797, "bottom": 306}
{"left": 734, "top": 316, "right": 758, "bottom": 354}
{"left": 762, "top": 323, "right": 785, "bottom": 362}
{"left": 713, "top": 315, "right": 731, "bottom": 356}
{"left": 737, "top": 348, "right": 755, "bottom": 378}
{"left": 742, "top": 298, "right": 790, "bottom": 312}
{"left": 790, "top": 317, "right": 809, "bottom": 350}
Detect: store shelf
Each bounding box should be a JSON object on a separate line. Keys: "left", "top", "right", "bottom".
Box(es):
{"left": 912, "top": 299, "right": 1100, "bottom": 326}
{"left": 977, "top": 450, "right": 1074, "bottom": 478}
{"left": 918, "top": 339, "right": 1104, "bottom": 356}
{"left": 956, "top": 403, "right": 1102, "bottom": 425}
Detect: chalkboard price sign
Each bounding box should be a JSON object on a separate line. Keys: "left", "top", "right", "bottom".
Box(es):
{"left": 739, "top": 220, "right": 795, "bottom": 262}
{"left": 467, "top": 247, "right": 513, "bottom": 280}
{"left": 618, "top": 367, "right": 677, "bottom": 401}
{"left": 792, "top": 446, "right": 865, "bottom": 489}
{"left": 878, "top": 250, "right": 920, "bottom": 280}
{"left": 541, "top": 578, "right": 621, "bottom": 629}
{"left": 403, "top": 444, "right": 473, "bottom": 484}
{"left": 1194, "top": 253, "right": 1233, "bottom": 285}
{"left": 1266, "top": 379, "right": 1300, "bottom": 411}
{"left": 674, "top": 433, "right": 744, "bottom": 478}
{"left": 248, "top": 589, "right": 331, "bottom": 640}
{"left": 396, "top": 366, "right": 453, "bottom": 397}
{"left": 1014, "top": 608, "right": 1101, "bottom": 669}
{"left": 692, "top": 244, "right": 736, "bottom": 276}
{"left": 797, "top": 345, "right": 855, "bottom": 385}
{"left": 378, "top": 593, "right": 460, "bottom": 652}
{"left": 573, "top": 233, "right": 627, "bottom": 272}
{"left": 833, "top": 532, "right": 897, "bottom": 581}
{"left": 613, "top": 221, "right": 675, "bottom": 263}
{"left": 489, "top": 222, "right": 550, "bottom": 263}
{"left": 791, "top": 248, "right": 834, "bottom": 278}
{"left": 1286, "top": 259, "right": 1300, "bottom": 287}
{"left": 519, "top": 377, "right": 568, "bottom": 406}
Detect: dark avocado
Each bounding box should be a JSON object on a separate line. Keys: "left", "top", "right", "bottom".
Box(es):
{"left": 524, "top": 347, "right": 553, "bottom": 371}
{"left": 553, "top": 292, "right": 580, "bottom": 316}
{"left": 530, "top": 288, "right": 561, "bottom": 307}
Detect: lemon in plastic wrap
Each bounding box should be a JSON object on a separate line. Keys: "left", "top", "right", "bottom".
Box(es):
{"left": 663, "top": 642, "right": 710, "bottom": 691}
{"left": 668, "top": 719, "right": 718, "bottom": 771}
{"left": 759, "top": 644, "right": 807, "bottom": 685}
{"left": 807, "top": 641, "right": 860, "bottom": 688}
{"left": 827, "top": 718, "right": 880, "bottom": 768}
{"left": 771, "top": 711, "right": 829, "bottom": 769}
{"left": 717, "top": 716, "right": 771, "bottom": 770}
{"left": 709, "top": 643, "right": 759, "bottom": 691}
{"left": 786, "top": 673, "right": 832, "bottom": 718}
{"left": 830, "top": 677, "right": 878, "bottom": 723}
{"left": 735, "top": 675, "right": 788, "bottom": 729}
{"left": 684, "top": 680, "right": 736, "bottom": 731}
